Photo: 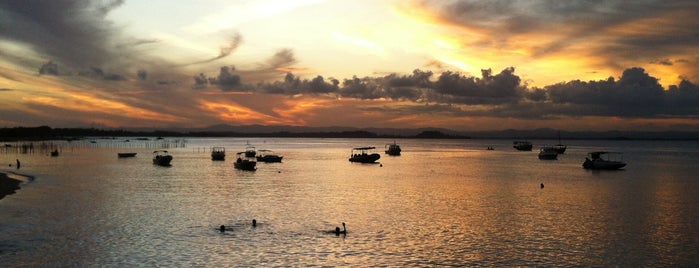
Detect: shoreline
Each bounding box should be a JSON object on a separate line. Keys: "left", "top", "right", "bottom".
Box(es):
{"left": 0, "top": 172, "right": 22, "bottom": 200}
{"left": 0, "top": 170, "right": 33, "bottom": 201}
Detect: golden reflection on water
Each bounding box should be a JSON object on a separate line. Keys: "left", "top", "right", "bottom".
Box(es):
{"left": 1, "top": 138, "right": 698, "bottom": 266}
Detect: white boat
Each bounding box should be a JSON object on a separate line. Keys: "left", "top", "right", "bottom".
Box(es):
{"left": 384, "top": 141, "right": 401, "bottom": 156}
{"left": 538, "top": 146, "right": 559, "bottom": 160}
{"left": 349, "top": 147, "right": 381, "bottom": 163}
{"left": 513, "top": 141, "right": 533, "bottom": 151}
{"left": 256, "top": 149, "right": 283, "bottom": 163}
{"left": 234, "top": 152, "right": 257, "bottom": 171}
{"left": 582, "top": 151, "right": 626, "bottom": 170}
{"left": 211, "top": 147, "right": 226, "bottom": 161}
{"left": 152, "top": 150, "right": 173, "bottom": 166}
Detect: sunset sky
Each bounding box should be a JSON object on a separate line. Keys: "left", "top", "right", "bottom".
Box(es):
{"left": 1, "top": 0, "right": 699, "bottom": 131}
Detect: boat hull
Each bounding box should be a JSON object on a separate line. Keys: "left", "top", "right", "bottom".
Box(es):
{"left": 257, "top": 155, "right": 283, "bottom": 162}
{"left": 153, "top": 155, "right": 173, "bottom": 166}
{"left": 349, "top": 153, "right": 381, "bottom": 163}
{"left": 234, "top": 160, "right": 257, "bottom": 171}
{"left": 582, "top": 159, "right": 626, "bottom": 170}
{"left": 118, "top": 153, "right": 137, "bottom": 158}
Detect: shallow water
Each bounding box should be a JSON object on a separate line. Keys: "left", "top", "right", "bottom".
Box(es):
{"left": 1, "top": 138, "right": 698, "bottom": 266}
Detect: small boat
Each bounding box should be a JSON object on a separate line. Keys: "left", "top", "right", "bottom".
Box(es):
{"left": 118, "top": 152, "right": 137, "bottom": 158}
{"left": 538, "top": 146, "right": 558, "bottom": 160}
{"left": 256, "top": 149, "right": 283, "bottom": 162}
{"left": 582, "top": 151, "right": 626, "bottom": 170}
{"left": 211, "top": 147, "right": 226, "bottom": 161}
{"left": 384, "top": 141, "right": 402, "bottom": 156}
{"left": 152, "top": 150, "right": 173, "bottom": 166}
{"left": 513, "top": 141, "right": 533, "bottom": 151}
{"left": 234, "top": 152, "right": 257, "bottom": 171}
{"left": 554, "top": 131, "right": 567, "bottom": 154}
{"left": 244, "top": 143, "right": 256, "bottom": 158}
{"left": 349, "top": 147, "right": 381, "bottom": 163}
{"left": 486, "top": 146, "right": 494, "bottom": 150}
{"left": 50, "top": 149, "right": 59, "bottom": 157}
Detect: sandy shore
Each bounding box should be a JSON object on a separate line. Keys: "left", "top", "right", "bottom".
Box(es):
{"left": 0, "top": 172, "right": 22, "bottom": 200}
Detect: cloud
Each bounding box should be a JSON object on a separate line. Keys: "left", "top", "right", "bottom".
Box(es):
{"left": 39, "top": 61, "right": 59, "bottom": 75}
{"left": 187, "top": 32, "right": 243, "bottom": 65}
{"left": 0, "top": 0, "right": 132, "bottom": 71}
{"left": 207, "top": 66, "right": 242, "bottom": 90}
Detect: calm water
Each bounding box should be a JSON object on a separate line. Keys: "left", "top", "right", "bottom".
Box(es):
{"left": 1, "top": 138, "right": 698, "bottom": 266}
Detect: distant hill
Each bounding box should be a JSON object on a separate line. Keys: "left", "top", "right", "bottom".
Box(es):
{"left": 1, "top": 125, "right": 698, "bottom": 141}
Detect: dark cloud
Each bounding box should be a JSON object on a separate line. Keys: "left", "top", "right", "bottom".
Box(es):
{"left": 39, "top": 61, "right": 59, "bottom": 75}
{"left": 77, "top": 66, "right": 126, "bottom": 81}
{"left": 137, "top": 70, "right": 147, "bottom": 80}
{"left": 416, "top": 0, "right": 699, "bottom": 60}
{"left": 0, "top": 88, "right": 14, "bottom": 92}
{"left": 431, "top": 67, "right": 523, "bottom": 104}
{"left": 187, "top": 32, "right": 243, "bottom": 65}
{"left": 208, "top": 66, "right": 242, "bottom": 90}
{"left": 0, "top": 0, "right": 131, "bottom": 71}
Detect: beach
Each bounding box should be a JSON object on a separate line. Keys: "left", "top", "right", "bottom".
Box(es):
{"left": 0, "top": 172, "right": 22, "bottom": 200}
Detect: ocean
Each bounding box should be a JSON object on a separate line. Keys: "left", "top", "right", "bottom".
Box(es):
{"left": 1, "top": 137, "right": 698, "bottom": 266}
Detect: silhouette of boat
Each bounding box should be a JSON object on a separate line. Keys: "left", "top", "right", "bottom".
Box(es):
{"left": 384, "top": 141, "right": 401, "bottom": 156}
{"left": 256, "top": 149, "right": 283, "bottom": 162}
{"left": 211, "top": 147, "right": 226, "bottom": 161}
{"left": 513, "top": 141, "right": 533, "bottom": 151}
{"left": 349, "top": 147, "right": 381, "bottom": 163}
{"left": 538, "top": 146, "right": 558, "bottom": 160}
{"left": 234, "top": 152, "right": 257, "bottom": 171}
{"left": 152, "top": 150, "right": 173, "bottom": 166}
{"left": 582, "top": 151, "right": 626, "bottom": 170}
{"left": 50, "top": 149, "right": 59, "bottom": 157}
{"left": 554, "top": 131, "right": 567, "bottom": 154}
{"left": 244, "top": 143, "right": 256, "bottom": 157}
{"left": 118, "top": 152, "right": 137, "bottom": 158}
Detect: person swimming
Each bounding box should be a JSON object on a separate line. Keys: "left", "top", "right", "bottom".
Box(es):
{"left": 335, "top": 222, "right": 347, "bottom": 236}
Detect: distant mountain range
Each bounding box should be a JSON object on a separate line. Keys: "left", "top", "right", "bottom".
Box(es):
{"left": 1, "top": 125, "right": 698, "bottom": 140}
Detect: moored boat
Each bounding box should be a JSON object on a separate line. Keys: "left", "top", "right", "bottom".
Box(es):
{"left": 234, "top": 152, "right": 257, "bottom": 171}
{"left": 582, "top": 151, "right": 626, "bottom": 170}
{"left": 513, "top": 141, "right": 533, "bottom": 151}
{"left": 211, "top": 147, "right": 226, "bottom": 161}
{"left": 256, "top": 149, "right": 283, "bottom": 162}
{"left": 244, "top": 143, "right": 256, "bottom": 157}
{"left": 152, "top": 150, "right": 173, "bottom": 166}
{"left": 118, "top": 152, "right": 137, "bottom": 158}
{"left": 384, "top": 141, "right": 402, "bottom": 156}
{"left": 538, "top": 146, "right": 559, "bottom": 160}
{"left": 349, "top": 147, "right": 381, "bottom": 163}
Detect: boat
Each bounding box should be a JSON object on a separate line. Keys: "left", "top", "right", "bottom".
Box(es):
{"left": 50, "top": 149, "right": 59, "bottom": 157}
{"left": 234, "top": 152, "right": 257, "bottom": 171}
{"left": 118, "top": 152, "right": 137, "bottom": 158}
{"left": 486, "top": 146, "right": 494, "bottom": 150}
{"left": 513, "top": 141, "right": 533, "bottom": 151}
{"left": 256, "top": 149, "right": 283, "bottom": 162}
{"left": 244, "top": 143, "right": 256, "bottom": 157}
{"left": 152, "top": 150, "right": 173, "bottom": 166}
{"left": 211, "top": 147, "right": 226, "bottom": 161}
{"left": 582, "top": 151, "right": 626, "bottom": 170}
{"left": 554, "top": 131, "right": 567, "bottom": 154}
{"left": 349, "top": 147, "right": 381, "bottom": 163}
{"left": 384, "top": 141, "right": 402, "bottom": 156}
{"left": 538, "top": 146, "right": 559, "bottom": 160}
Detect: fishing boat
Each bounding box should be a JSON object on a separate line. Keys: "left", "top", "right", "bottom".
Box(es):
{"left": 234, "top": 152, "right": 257, "bottom": 171}
{"left": 349, "top": 147, "right": 381, "bottom": 163}
{"left": 384, "top": 141, "right": 402, "bottom": 156}
{"left": 582, "top": 151, "right": 626, "bottom": 170}
{"left": 513, "top": 141, "right": 533, "bottom": 151}
{"left": 538, "top": 146, "right": 559, "bottom": 160}
{"left": 211, "top": 147, "right": 226, "bottom": 161}
{"left": 244, "top": 143, "right": 256, "bottom": 157}
{"left": 152, "top": 150, "right": 173, "bottom": 166}
{"left": 256, "top": 149, "right": 283, "bottom": 162}
{"left": 118, "top": 152, "right": 137, "bottom": 158}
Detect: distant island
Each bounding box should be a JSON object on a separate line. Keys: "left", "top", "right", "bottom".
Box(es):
{"left": 1, "top": 125, "right": 698, "bottom": 141}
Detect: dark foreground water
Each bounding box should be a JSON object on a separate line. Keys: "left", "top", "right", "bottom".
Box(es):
{"left": 1, "top": 138, "right": 698, "bottom": 266}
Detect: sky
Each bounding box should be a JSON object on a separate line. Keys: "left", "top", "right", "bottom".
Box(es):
{"left": 1, "top": 0, "right": 699, "bottom": 132}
